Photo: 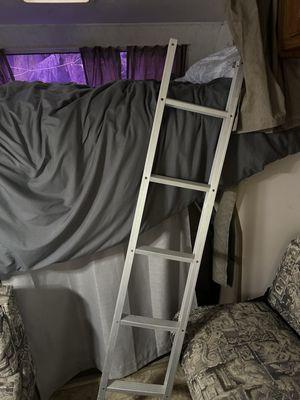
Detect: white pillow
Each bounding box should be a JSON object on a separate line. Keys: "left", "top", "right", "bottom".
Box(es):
{"left": 177, "top": 46, "right": 240, "bottom": 84}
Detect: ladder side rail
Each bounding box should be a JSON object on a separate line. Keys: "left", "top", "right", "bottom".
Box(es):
{"left": 97, "top": 38, "right": 178, "bottom": 399}
{"left": 163, "top": 61, "right": 244, "bottom": 398}
{"left": 207, "top": 62, "right": 244, "bottom": 191}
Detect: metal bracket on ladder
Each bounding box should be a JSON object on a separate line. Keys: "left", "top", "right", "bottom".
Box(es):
{"left": 97, "top": 38, "right": 244, "bottom": 399}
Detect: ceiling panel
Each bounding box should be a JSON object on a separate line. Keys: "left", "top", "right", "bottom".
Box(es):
{"left": 0, "top": 0, "right": 226, "bottom": 24}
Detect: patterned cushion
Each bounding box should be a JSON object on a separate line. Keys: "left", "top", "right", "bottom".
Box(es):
{"left": 181, "top": 302, "right": 300, "bottom": 400}
{"left": 0, "top": 285, "right": 36, "bottom": 400}
{"left": 268, "top": 237, "right": 300, "bottom": 335}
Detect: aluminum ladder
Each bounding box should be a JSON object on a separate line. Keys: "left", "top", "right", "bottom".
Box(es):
{"left": 97, "top": 38, "right": 243, "bottom": 399}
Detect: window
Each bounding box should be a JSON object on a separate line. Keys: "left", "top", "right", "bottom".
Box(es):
{"left": 120, "top": 51, "right": 127, "bottom": 80}
{"left": 7, "top": 53, "right": 86, "bottom": 84}
{"left": 5, "top": 45, "right": 186, "bottom": 86}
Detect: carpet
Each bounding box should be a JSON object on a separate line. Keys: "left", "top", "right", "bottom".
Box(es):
{"left": 51, "top": 356, "right": 191, "bottom": 400}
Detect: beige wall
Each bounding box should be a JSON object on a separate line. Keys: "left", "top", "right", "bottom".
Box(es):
{"left": 237, "top": 153, "right": 300, "bottom": 300}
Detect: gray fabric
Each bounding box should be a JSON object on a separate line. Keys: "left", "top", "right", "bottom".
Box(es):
{"left": 0, "top": 79, "right": 300, "bottom": 278}
{"left": 213, "top": 188, "right": 237, "bottom": 286}
{"left": 226, "top": 0, "right": 286, "bottom": 133}
{"left": 221, "top": 127, "right": 300, "bottom": 187}
{"left": 180, "top": 302, "right": 300, "bottom": 400}
{"left": 0, "top": 285, "right": 36, "bottom": 400}
{"left": 268, "top": 237, "right": 300, "bottom": 336}
{"left": 0, "top": 79, "right": 229, "bottom": 277}
{"left": 227, "top": 0, "right": 300, "bottom": 133}
{"left": 180, "top": 236, "right": 300, "bottom": 399}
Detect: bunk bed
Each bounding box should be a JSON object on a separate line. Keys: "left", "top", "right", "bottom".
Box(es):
{"left": 1, "top": 2, "right": 300, "bottom": 393}
{"left": 0, "top": 73, "right": 299, "bottom": 277}
{"left": 0, "top": 77, "right": 232, "bottom": 276}
{"left": 1, "top": 70, "right": 300, "bottom": 400}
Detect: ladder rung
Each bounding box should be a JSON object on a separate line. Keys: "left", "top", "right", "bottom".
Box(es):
{"left": 135, "top": 245, "right": 194, "bottom": 263}
{"left": 107, "top": 381, "right": 165, "bottom": 396}
{"left": 121, "top": 314, "right": 179, "bottom": 332}
{"left": 165, "top": 97, "right": 229, "bottom": 119}
{"left": 150, "top": 174, "right": 210, "bottom": 192}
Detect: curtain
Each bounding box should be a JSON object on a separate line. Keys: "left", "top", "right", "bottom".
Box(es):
{"left": 172, "top": 45, "right": 188, "bottom": 78}
{"left": 0, "top": 50, "right": 14, "bottom": 84}
{"left": 7, "top": 53, "right": 86, "bottom": 84}
{"left": 4, "top": 211, "right": 191, "bottom": 400}
{"left": 226, "top": 0, "right": 286, "bottom": 133}
{"left": 80, "top": 46, "right": 121, "bottom": 87}
{"left": 127, "top": 45, "right": 187, "bottom": 80}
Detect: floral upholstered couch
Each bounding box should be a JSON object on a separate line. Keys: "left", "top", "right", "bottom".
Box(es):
{"left": 181, "top": 238, "right": 300, "bottom": 400}
{"left": 0, "top": 285, "right": 36, "bottom": 400}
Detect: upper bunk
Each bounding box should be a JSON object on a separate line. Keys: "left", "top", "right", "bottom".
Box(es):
{"left": 0, "top": 0, "right": 299, "bottom": 277}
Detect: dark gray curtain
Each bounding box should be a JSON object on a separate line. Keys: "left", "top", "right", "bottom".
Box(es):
{"left": 80, "top": 46, "right": 121, "bottom": 87}
{"left": 127, "top": 45, "right": 187, "bottom": 80}
{"left": 0, "top": 50, "right": 14, "bottom": 84}
{"left": 172, "top": 45, "right": 188, "bottom": 79}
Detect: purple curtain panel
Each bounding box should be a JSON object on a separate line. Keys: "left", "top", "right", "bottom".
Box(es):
{"left": 0, "top": 50, "right": 15, "bottom": 84}
{"left": 7, "top": 53, "right": 86, "bottom": 84}
{"left": 80, "top": 47, "right": 121, "bottom": 87}
{"left": 127, "top": 45, "right": 187, "bottom": 80}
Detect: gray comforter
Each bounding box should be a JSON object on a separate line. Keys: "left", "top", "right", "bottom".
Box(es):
{"left": 1, "top": 79, "right": 299, "bottom": 277}
{"left": 0, "top": 78, "right": 229, "bottom": 276}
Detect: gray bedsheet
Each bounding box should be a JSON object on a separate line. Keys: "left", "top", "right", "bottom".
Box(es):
{"left": 0, "top": 78, "right": 229, "bottom": 276}
{"left": 0, "top": 79, "right": 299, "bottom": 277}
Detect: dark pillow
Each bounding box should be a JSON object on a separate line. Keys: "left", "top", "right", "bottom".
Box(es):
{"left": 268, "top": 237, "right": 300, "bottom": 335}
